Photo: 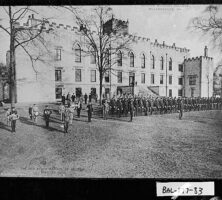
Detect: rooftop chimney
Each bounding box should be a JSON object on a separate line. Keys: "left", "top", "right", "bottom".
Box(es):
{"left": 163, "top": 41, "right": 165, "bottom": 46}
{"left": 204, "top": 46, "right": 208, "bottom": 57}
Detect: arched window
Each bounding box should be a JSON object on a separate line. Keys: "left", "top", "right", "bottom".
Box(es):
{"left": 141, "top": 53, "right": 145, "bottom": 68}
{"left": 90, "top": 49, "right": 96, "bottom": 64}
{"left": 160, "top": 56, "right": 164, "bottom": 70}
{"left": 169, "top": 57, "right": 172, "bottom": 71}
{"left": 117, "top": 51, "right": 122, "bottom": 66}
{"left": 151, "top": 55, "right": 155, "bottom": 69}
{"left": 75, "top": 44, "right": 81, "bottom": 63}
{"left": 130, "top": 52, "right": 134, "bottom": 67}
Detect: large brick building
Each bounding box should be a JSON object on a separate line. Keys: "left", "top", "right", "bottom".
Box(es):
{"left": 12, "top": 15, "right": 213, "bottom": 103}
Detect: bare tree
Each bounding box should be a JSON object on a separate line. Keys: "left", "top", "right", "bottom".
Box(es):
{"left": 0, "top": 6, "right": 53, "bottom": 107}
{"left": 190, "top": 5, "right": 222, "bottom": 51}
{"left": 63, "top": 6, "right": 131, "bottom": 104}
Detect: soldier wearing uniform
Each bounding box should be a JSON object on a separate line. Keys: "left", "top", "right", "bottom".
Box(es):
{"left": 103, "top": 99, "right": 109, "bottom": 120}
{"left": 62, "top": 94, "right": 66, "bottom": 105}
{"left": 64, "top": 107, "right": 71, "bottom": 134}
{"left": 9, "top": 107, "right": 19, "bottom": 133}
{"left": 129, "top": 98, "right": 134, "bottom": 122}
{"left": 177, "top": 97, "right": 184, "bottom": 120}
{"left": 76, "top": 99, "right": 82, "bottom": 118}
{"left": 43, "top": 105, "right": 52, "bottom": 128}
{"left": 59, "top": 103, "right": 65, "bottom": 122}
{"left": 134, "top": 97, "right": 138, "bottom": 117}
{"left": 86, "top": 101, "right": 93, "bottom": 122}
{"left": 32, "top": 104, "right": 39, "bottom": 123}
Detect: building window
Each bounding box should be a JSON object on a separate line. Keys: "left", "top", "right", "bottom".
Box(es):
{"left": 169, "top": 58, "right": 172, "bottom": 71}
{"left": 55, "top": 49, "right": 61, "bottom": 60}
{"left": 178, "top": 77, "right": 183, "bottom": 85}
{"left": 141, "top": 53, "right": 145, "bottom": 68}
{"left": 75, "top": 44, "right": 81, "bottom": 63}
{"left": 141, "top": 73, "right": 145, "bottom": 84}
{"left": 169, "top": 89, "right": 172, "bottom": 97}
{"left": 117, "top": 71, "right": 122, "bottom": 83}
{"left": 55, "top": 87, "right": 62, "bottom": 99}
{"left": 169, "top": 75, "right": 172, "bottom": 85}
{"left": 160, "top": 56, "right": 164, "bottom": 70}
{"left": 178, "top": 64, "right": 183, "bottom": 72}
{"left": 178, "top": 89, "right": 183, "bottom": 97}
{"left": 55, "top": 70, "right": 62, "bottom": 81}
{"left": 90, "top": 52, "right": 96, "bottom": 64}
{"left": 151, "top": 55, "right": 155, "bottom": 69}
{"left": 105, "top": 71, "right": 110, "bottom": 83}
{"left": 75, "top": 69, "right": 81, "bottom": 82}
{"left": 91, "top": 70, "right": 96, "bottom": 82}
{"left": 130, "top": 52, "right": 134, "bottom": 67}
{"left": 151, "top": 74, "right": 155, "bottom": 84}
{"left": 117, "top": 51, "right": 122, "bottom": 66}
{"left": 189, "top": 76, "right": 196, "bottom": 85}
{"left": 160, "top": 75, "right": 164, "bottom": 84}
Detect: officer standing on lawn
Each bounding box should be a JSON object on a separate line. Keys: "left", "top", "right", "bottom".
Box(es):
{"left": 43, "top": 105, "right": 52, "bottom": 128}
{"left": 177, "top": 97, "right": 184, "bottom": 120}
{"left": 28, "top": 105, "right": 33, "bottom": 120}
{"left": 63, "top": 107, "right": 71, "bottom": 134}
{"left": 86, "top": 101, "right": 93, "bottom": 122}
{"left": 62, "top": 94, "right": 66, "bottom": 105}
{"left": 129, "top": 97, "right": 134, "bottom": 122}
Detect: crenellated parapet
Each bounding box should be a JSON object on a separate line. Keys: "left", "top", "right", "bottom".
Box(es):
{"left": 184, "top": 56, "right": 213, "bottom": 62}
{"left": 123, "top": 34, "right": 150, "bottom": 43}
{"left": 150, "top": 39, "right": 190, "bottom": 53}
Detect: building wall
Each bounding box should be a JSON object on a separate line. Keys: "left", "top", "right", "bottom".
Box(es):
{"left": 149, "top": 41, "right": 188, "bottom": 97}
{"left": 184, "top": 58, "right": 201, "bottom": 97}
{"left": 200, "top": 56, "right": 214, "bottom": 97}
{"left": 13, "top": 17, "right": 213, "bottom": 102}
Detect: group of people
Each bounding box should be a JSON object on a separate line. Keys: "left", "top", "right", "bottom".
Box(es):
{"left": 5, "top": 107, "right": 19, "bottom": 132}
{"left": 3, "top": 94, "right": 222, "bottom": 132}
{"left": 59, "top": 97, "right": 94, "bottom": 134}
{"left": 28, "top": 104, "right": 52, "bottom": 128}
{"left": 61, "top": 92, "right": 98, "bottom": 107}
{"left": 101, "top": 95, "right": 222, "bottom": 121}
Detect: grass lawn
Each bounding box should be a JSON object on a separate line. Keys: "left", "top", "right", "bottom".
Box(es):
{"left": 0, "top": 104, "right": 222, "bottom": 178}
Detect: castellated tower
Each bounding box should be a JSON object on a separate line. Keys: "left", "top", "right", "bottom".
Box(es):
{"left": 184, "top": 46, "right": 214, "bottom": 97}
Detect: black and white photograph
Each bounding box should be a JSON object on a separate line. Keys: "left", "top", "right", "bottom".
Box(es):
{"left": 0, "top": 4, "right": 222, "bottom": 190}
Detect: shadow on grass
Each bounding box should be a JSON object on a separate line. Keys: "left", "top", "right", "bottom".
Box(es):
{"left": 19, "top": 116, "right": 64, "bottom": 133}
{"left": 0, "top": 121, "right": 12, "bottom": 132}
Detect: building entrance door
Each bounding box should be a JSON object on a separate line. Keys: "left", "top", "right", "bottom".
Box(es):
{"left": 55, "top": 87, "right": 62, "bottom": 100}
{"left": 91, "top": 88, "right": 96, "bottom": 99}
{"left": 76, "top": 88, "right": 82, "bottom": 98}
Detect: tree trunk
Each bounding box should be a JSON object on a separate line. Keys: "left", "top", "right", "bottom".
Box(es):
{"left": 9, "top": 7, "right": 17, "bottom": 108}
{"left": 99, "top": 72, "right": 103, "bottom": 105}
{"left": 10, "top": 42, "right": 17, "bottom": 108}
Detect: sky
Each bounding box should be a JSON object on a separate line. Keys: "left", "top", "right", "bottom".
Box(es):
{"left": 0, "top": 5, "right": 221, "bottom": 66}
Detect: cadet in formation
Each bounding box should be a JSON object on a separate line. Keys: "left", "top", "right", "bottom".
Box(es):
{"left": 101, "top": 95, "right": 222, "bottom": 121}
